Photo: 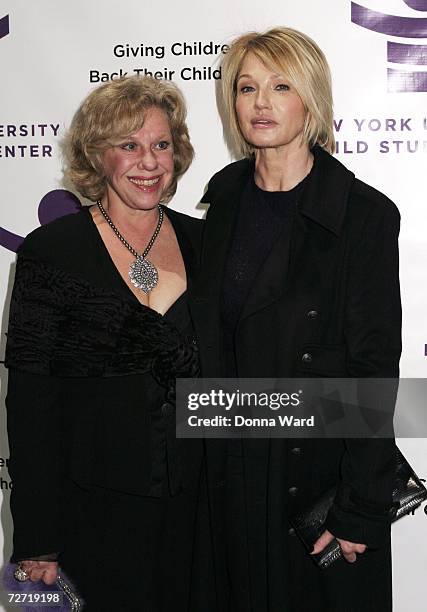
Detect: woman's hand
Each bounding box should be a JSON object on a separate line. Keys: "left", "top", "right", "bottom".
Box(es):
{"left": 19, "top": 560, "right": 58, "bottom": 584}
{"left": 311, "top": 529, "right": 367, "bottom": 563}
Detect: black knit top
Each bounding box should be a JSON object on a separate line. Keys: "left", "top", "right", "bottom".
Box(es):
{"left": 221, "top": 172, "right": 309, "bottom": 376}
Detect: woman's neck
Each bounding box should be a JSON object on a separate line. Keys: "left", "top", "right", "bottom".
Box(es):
{"left": 254, "top": 143, "right": 313, "bottom": 192}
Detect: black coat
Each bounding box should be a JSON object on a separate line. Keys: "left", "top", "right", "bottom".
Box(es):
{"left": 189, "top": 147, "right": 401, "bottom": 612}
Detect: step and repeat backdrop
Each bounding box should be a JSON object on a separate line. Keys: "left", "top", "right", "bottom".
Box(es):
{"left": 0, "top": 0, "right": 426, "bottom": 609}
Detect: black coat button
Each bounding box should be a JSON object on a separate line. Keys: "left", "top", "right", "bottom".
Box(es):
{"left": 290, "top": 447, "right": 301, "bottom": 456}
{"left": 288, "top": 527, "right": 296, "bottom": 536}
{"left": 307, "top": 310, "right": 318, "bottom": 319}
{"left": 161, "top": 402, "right": 173, "bottom": 417}
{"left": 288, "top": 486, "right": 298, "bottom": 496}
{"left": 301, "top": 353, "right": 312, "bottom": 363}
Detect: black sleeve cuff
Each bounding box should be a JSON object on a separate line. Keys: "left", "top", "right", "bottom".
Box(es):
{"left": 325, "top": 486, "right": 394, "bottom": 548}
{"left": 12, "top": 553, "right": 59, "bottom": 563}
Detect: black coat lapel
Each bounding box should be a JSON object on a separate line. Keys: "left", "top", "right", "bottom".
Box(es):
{"left": 163, "top": 206, "right": 200, "bottom": 284}
{"left": 190, "top": 160, "right": 251, "bottom": 375}
{"left": 194, "top": 161, "right": 252, "bottom": 300}
{"left": 189, "top": 149, "right": 355, "bottom": 375}
{"left": 239, "top": 147, "right": 355, "bottom": 321}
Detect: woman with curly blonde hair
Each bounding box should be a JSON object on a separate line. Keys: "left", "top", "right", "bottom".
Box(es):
{"left": 5, "top": 75, "right": 204, "bottom": 610}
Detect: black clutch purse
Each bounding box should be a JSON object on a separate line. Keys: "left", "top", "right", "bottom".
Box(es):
{"left": 289, "top": 446, "right": 427, "bottom": 569}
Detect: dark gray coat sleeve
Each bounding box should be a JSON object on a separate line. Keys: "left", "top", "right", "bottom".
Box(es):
{"left": 325, "top": 198, "right": 401, "bottom": 547}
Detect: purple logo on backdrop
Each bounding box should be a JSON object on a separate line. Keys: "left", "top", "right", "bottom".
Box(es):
{"left": 0, "top": 190, "right": 81, "bottom": 253}
{"left": 404, "top": 1, "right": 427, "bottom": 10}
{"left": 0, "top": 14, "right": 9, "bottom": 39}
{"left": 0, "top": 16, "right": 82, "bottom": 253}
{"left": 351, "top": 1, "right": 427, "bottom": 92}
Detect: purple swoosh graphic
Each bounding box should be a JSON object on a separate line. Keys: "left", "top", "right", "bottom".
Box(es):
{"left": 388, "top": 41, "right": 427, "bottom": 64}
{"left": 0, "top": 190, "right": 81, "bottom": 253}
{"left": 388, "top": 67, "right": 427, "bottom": 92}
{"left": 403, "top": 1, "right": 427, "bottom": 11}
{"left": 0, "top": 14, "right": 9, "bottom": 39}
{"left": 37, "top": 189, "right": 81, "bottom": 225}
{"left": 351, "top": 2, "right": 427, "bottom": 38}
{"left": 0, "top": 228, "right": 24, "bottom": 253}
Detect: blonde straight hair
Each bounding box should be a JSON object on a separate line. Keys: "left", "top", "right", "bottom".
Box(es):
{"left": 221, "top": 27, "right": 335, "bottom": 157}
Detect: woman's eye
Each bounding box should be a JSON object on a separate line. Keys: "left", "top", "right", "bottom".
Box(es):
{"left": 156, "top": 141, "right": 171, "bottom": 150}
{"left": 275, "top": 83, "right": 290, "bottom": 91}
{"left": 120, "top": 142, "right": 137, "bottom": 152}
{"left": 239, "top": 85, "right": 255, "bottom": 94}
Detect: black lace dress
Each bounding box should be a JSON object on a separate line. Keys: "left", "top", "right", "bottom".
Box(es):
{"left": 5, "top": 207, "right": 205, "bottom": 611}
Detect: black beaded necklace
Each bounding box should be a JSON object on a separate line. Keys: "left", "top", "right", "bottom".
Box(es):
{"left": 97, "top": 201, "right": 163, "bottom": 294}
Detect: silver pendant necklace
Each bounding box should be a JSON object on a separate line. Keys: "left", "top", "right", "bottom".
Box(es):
{"left": 97, "top": 201, "right": 163, "bottom": 294}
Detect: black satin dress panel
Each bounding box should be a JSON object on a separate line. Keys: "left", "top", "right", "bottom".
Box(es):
{"left": 5, "top": 208, "right": 205, "bottom": 612}
{"left": 58, "top": 294, "right": 202, "bottom": 612}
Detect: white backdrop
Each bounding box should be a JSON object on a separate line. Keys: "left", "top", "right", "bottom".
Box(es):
{"left": 0, "top": 1, "right": 426, "bottom": 609}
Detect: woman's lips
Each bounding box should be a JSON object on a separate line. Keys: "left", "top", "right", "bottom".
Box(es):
{"left": 250, "top": 119, "right": 277, "bottom": 128}
{"left": 128, "top": 176, "right": 161, "bottom": 192}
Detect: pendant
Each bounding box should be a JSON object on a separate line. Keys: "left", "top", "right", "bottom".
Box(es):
{"left": 129, "top": 255, "right": 159, "bottom": 294}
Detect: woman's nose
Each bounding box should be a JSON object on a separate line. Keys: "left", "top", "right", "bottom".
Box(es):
{"left": 254, "top": 89, "right": 272, "bottom": 110}
{"left": 137, "top": 148, "right": 158, "bottom": 171}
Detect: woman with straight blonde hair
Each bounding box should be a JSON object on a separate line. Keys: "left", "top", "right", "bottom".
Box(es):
{"left": 190, "top": 27, "right": 400, "bottom": 611}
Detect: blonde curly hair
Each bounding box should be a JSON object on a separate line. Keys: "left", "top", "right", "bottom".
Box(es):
{"left": 63, "top": 76, "right": 194, "bottom": 202}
